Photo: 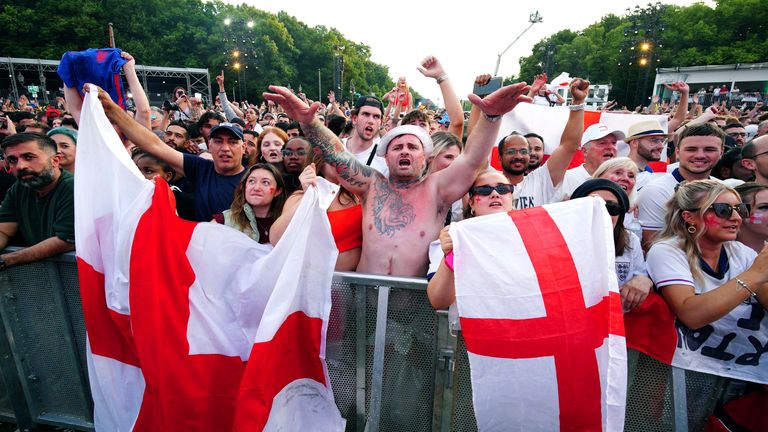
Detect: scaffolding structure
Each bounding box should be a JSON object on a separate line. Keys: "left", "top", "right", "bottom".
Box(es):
{"left": 0, "top": 57, "right": 211, "bottom": 106}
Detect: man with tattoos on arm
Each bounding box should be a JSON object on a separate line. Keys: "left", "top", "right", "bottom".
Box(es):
{"left": 263, "top": 81, "right": 531, "bottom": 276}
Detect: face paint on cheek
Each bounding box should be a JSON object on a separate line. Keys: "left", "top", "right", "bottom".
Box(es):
{"left": 704, "top": 213, "right": 719, "bottom": 227}
{"left": 268, "top": 187, "right": 275, "bottom": 196}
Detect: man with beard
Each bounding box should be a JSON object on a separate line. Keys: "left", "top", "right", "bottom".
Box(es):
{"left": 524, "top": 132, "right": 545, "bottom": 172}
{"left": 264, "top": 79, "right": 532, "bottom": 276}
{"left": 0, "top": 133, "right": 75, "bottom": 268}
{"left": 625, "top": 120, "right": 673, "bottom": 191}
{"left": 499, "top": 79, "right": 588, "bottom": 209}
{"left": 638, "top": 123, "right": 725, "bottom": 250}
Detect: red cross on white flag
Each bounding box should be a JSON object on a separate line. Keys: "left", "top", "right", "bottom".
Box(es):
{"left": 451, "top": 199, "right": 627, "bottom": 431}
{"left": 75, "top": 88, "right": 345, "bottom": 431}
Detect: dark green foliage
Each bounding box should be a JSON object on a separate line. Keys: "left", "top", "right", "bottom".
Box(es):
{"left": 510, "top": 0, "right": 768, "bottom": 107}
{"left": 0, "top": 0, "right": 395, "bottom": 103}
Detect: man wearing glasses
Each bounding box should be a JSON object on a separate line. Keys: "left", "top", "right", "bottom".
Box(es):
{"left": 723, "top": 123, "right": 748, "bottom": 148}
{"left": 498, "top": 79, "right": 588, "bottom": 209}
{"left": 281, "top": 137, "right": 310, "bottom": 194}
{"left": 741, "top": 135, "right": 768, "bottom": 185}
{"left": 625, "top": 120, "right": 673, "bottom": 191}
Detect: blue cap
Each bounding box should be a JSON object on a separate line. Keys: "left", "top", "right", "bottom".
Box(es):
{"left": 209, "top": 123, "right": 244, "bottom": 140}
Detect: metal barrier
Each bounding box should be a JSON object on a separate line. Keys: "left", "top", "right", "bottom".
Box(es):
{"left": 0, "top": 251, "right": 730, "bottom": 431}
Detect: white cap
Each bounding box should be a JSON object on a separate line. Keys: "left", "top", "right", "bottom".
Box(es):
{"left": 581, "top": 123, "right": 626, "bottom": 146}
{"left": 376, "top": 125, "right": 433, "bottom": 157}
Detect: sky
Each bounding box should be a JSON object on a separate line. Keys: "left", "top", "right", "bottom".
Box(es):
{"left": 223, "top": 0, "right": 713, "bottom": 104}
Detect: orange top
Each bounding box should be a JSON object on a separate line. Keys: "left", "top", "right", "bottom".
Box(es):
{"left": 328, "top": 204, "right": 363, "bottom": 253}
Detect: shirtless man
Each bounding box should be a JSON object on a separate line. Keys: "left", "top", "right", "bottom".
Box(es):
{"left": 264, "top": 80, "right": 531, "bottom": 276}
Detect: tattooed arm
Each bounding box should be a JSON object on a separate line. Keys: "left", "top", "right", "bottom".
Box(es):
{"left": 263, "top": 86, "right": 377, "bottom": 196}
{"left": 301, "top": 118, "right": 378, "bottom": 195}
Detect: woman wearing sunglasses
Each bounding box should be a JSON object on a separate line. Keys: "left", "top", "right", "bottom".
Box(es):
{"left": 427, "top": 170, "right": 514, "bottom": 309}
{"left": 571, "top": 179, "right": 651, "bottom": 312}
{"left": 647, "top": 180, "right": 768, "bottom": 329}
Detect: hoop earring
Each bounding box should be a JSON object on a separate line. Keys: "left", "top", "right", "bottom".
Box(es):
{"left": 687, "top": 225, "right": 697, "bottom": 234}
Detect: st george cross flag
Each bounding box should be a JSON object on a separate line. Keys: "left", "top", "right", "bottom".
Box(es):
{"left": 75, "top": 87, "right": 345, "bottom": 431}
{"left": 489, "top": 103, "right": 669, "bottom": 170}
{"left": 451, "top": 198, "right": 627, "bottom": 431}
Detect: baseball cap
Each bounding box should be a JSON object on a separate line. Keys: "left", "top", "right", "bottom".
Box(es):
{"left": 263, "top": 112, "right": 276, "bottom": 120}
{"left": 581, "top": 123, "right": 626, "bottom": 146}
{"left": 376, "top": 125, "right": 433, "bottom": 157}
{"left": 209, "top": 123, "right": 244, "bottom": 140}
{"left": 354, "top": 96, "right": 384, "bottom": 114}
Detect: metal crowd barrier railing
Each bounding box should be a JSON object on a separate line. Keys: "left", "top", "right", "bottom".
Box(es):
{"left": 0, "top": 250, "right": 728, "bottom": 432}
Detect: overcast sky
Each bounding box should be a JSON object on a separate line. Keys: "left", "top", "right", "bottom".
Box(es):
{"left": 223, "top": 0, "right": 713, "bottom": 103}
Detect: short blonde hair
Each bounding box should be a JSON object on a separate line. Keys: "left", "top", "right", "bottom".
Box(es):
{"left": 592, "top": 157, "right": 639, "bottom": 206}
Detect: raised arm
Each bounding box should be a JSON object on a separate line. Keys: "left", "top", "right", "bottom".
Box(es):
{"left": 417, "top": 56, "right": 464, "bottom": 138}
{"left": 87, "top": 84, "right": 184, "bottom": 175}
{"left": 327, "top": 91, "right": 345, "bottom": 118}
{"left": 466, "top": 74, "right": 490, "bottom": 137}
{"left": 434, "top": 82, "right": 532, "bottom": 203}
{"left": 122, "top": 52, "right": 151, "bottom": 129}
{"left": 545, "top": 78, "right": 588, "bottom": 187}
{"left": 263, "top": 86, "right": 378, "bottom": 196}
{"left": 526, "top": 73, "right": 548, "bottom": 99}
{"left": 63, "top": 84, "right": 83, "bottom": 125}
{"left": 216, "top": 70, "right": 239, "bottom": 121}
{"left": 665, "top": 81, "right": 689, "bottom": 132}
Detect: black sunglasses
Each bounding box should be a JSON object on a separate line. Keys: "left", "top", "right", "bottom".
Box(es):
{"left": 470, "top": 184, "right": 514, "bottom": 196}
{"left": 688, "top": 203, "right": 751, "bottom": 219}
{"left": 605, "top": 201, "right": 624, "bottom": 216}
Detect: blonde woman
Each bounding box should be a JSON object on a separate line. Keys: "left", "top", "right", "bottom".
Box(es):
{"left": 647, "top": 179, "right": 768, "bottom": 329}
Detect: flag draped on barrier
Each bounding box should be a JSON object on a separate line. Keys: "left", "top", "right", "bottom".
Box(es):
{"left": 74, "top": 88, "right": 345, "bottom": 431}
{"left": 451, "top": 198, "right": 627, "bottom": 431}
{"left": 625, "top": 291, "right": 768, "bottom": 385}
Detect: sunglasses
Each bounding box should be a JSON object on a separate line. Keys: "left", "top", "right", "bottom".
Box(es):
{"left": 688, "top": 203, "right": 751, "bottom": 219}
{"left": 470, "top": 184, "right": 514, "bottom": 196}
{"left": 604, "top": 201, "right": 624, "bottom": 216}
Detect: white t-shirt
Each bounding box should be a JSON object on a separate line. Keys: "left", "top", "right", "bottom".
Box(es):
{"left": 513, "top": 163, "right": 562, "bottom": 209}
{"left": 342, "top": 138, "right": 389, "bottom": 176}
{"left": 637, "top": 170, "right": 720, "bottom": 231}
{"left": 647, "top": 239, "right": 756, "bottom": 294}
{"left": 615, "top": 232, "right": 647, "bottom": 287}
{"left": 637, "top": 172, "right": 681, "bottom": 231}
{"left": 532, "top": 95, "right": 550, "bottom": 106}
{"left": 559, "top": 164, "right": 591, "bottom": 201}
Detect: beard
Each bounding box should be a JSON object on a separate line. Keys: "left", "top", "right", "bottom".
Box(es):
{"left": 17, "top": 164, "right": 56, "bottom": 189}
{"left": 503, "top": 161, "right": 527, "bottom": 176}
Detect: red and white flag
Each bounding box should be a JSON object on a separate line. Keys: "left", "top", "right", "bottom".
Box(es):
{"left": 451, "top": 198, "right": 627, "bottom": 431}
{"left": 75, "top": 88, "right": 344, "bottom": 431}
{"left": 625, "top": 292, "right": 768, "bottom": 384}
{"left": 490, "top": 103, "right": 669, "bottom": 170}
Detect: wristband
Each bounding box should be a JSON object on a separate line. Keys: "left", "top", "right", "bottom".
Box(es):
{"left": 436, "top": 74, "right": 449, "bottom": 84}
{"left": 482, "top": 112, "right": 502, "bottom": 123}
{"left": 568, "top": 103, "right": 585, "bottom": 111}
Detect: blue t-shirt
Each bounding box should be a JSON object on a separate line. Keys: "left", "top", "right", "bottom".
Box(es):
{"left": 183, "top": 153, "right": 245, "bottom": 221}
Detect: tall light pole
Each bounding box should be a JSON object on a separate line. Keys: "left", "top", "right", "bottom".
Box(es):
{"left": 494, "top": 11, "right": 543, "bottom": 76}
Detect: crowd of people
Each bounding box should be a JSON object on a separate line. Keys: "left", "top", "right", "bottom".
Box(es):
{"left": 0, "top": 50, "right": 766, "bottom": 412}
